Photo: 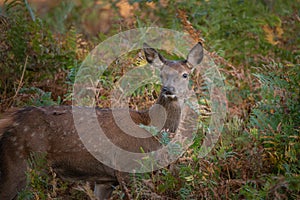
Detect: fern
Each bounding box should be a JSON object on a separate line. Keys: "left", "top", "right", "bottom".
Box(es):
{"left": 0, "top": 0, "right": 78, "bottom": 108}
{"left": 250, "top": 61, "right": 300, "bottom": 174}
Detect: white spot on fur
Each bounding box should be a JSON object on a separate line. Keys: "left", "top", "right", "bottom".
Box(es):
{"left": 24, "top": 126, "right": 29, "bottom": 132}
{"left": 16, "top": 151, "right": 24, "bottom": 158}
{"left": 10, "top": 136, "right": 17, "bottom": 142}
{"left": 18, "top": 145, "right": 24, "bottom": 150}
{"left": 31, "top": 132, "right": 36, "bottom": 137}
{"left": 12, "top": 122, "right": 20, "bottom": 127}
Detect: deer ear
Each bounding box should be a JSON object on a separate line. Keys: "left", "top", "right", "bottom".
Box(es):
{"left": 186, "top": 42, "right": 204, "bottom": 68}
{"left": 143, "top": 43, "right": 165, "bottom": 69}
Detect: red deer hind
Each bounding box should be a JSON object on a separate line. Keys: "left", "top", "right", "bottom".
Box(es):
{"left": 0, "top": 42, "right": 203, "bottom": 200}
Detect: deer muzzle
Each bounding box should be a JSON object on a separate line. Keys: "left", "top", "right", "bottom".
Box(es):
{"left": 162, "top": 86, "right": 177, "bottom": 99}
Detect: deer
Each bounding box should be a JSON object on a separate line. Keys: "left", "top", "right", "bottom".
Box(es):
{"left": 0, "top": 42, "right": 204, "bottom": 200}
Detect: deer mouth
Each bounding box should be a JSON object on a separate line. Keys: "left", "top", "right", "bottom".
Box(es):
{"left": 161, "top": 86, "right": 178, "bottom": 100}
{"left": 163, "top": 91, "right": 177, "bottom": 99}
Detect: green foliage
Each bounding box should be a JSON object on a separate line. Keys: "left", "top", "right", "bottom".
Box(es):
{"left": 174, "top": 0, "right": 298, "bottom": 65}
{"left": 0, "top": 0, "right": 78, "bottom": 108}
{"left": 240, "top": 175, "right": 300, "bottom": 199}
{"left": 1, "top": 0, "right": 299, "bottom": 199}
{"left": 42, "top": 1, "right": 75, "bottom": 34}
{"left": 18, "top": 153, "right": 50, "bottom": 200}
{"left": 19, "top": 87, "right": 61, "bottom": 106}
{"left": 250, "top": 61, "right": 300, "bottom": 173}
{"left": 18, "top": 153, "right": 91, "bottom": 200}
{"left": 125, "top": 1, "right": 299, "bottom": 199}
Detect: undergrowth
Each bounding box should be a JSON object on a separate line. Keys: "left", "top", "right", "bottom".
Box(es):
{"left": 0, "top": 0, "right": 299, "bottom": 199}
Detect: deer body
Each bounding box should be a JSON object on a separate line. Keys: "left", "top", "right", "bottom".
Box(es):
{"left": 0, "top": 43, "right": 203, "bottom": 200}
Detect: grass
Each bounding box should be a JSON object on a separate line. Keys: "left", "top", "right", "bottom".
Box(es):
{"left": 0, "top": 0, "right": 299, "bottom": 199}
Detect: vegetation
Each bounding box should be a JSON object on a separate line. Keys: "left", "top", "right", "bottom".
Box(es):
{"left": 0, "top": 0, "right": 299, "bottom": 199}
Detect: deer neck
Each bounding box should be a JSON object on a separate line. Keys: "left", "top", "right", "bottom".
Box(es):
{"left": 153, "top": 93, "right": 182, "bottom": 133}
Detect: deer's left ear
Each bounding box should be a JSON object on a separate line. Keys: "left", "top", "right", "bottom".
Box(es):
{"left": 186, "top": 42, "right": 204, "bottom": 68}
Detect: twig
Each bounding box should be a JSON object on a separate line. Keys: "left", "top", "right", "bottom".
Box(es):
{"left": 116, "top": 172, "right": 132, "bottom": 200}
{"left": 10, "top": 55, "right": 28, "bottom": 106}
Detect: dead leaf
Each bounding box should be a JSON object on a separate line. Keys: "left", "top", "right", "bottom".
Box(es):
{"left": 116, "top": 0, "right": 135, "bottom": 18}
{"left": 262, "top": 23, "right": 283, "bottom": 45}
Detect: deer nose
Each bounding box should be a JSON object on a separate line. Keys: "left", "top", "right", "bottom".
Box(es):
{"left": 162, "top": 86, "right": 175, "bottom": 94}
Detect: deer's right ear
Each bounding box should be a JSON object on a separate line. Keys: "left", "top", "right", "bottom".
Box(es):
{"left": 186, "top": 42, "right": 204, "bottom": 68}
{"left": 143, "top": 43, "right": 165, "bottom": 69}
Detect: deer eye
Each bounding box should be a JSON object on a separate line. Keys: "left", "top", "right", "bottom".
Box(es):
{"left": 182, "top": 73, "right": 188, "bottom": 79}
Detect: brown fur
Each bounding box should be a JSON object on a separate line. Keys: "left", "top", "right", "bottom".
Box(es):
{"left": 0, "top": 108, "right": 18, "bottom": 139}
{"left": 0, "top": 99, "right": 179, "bottom": 199}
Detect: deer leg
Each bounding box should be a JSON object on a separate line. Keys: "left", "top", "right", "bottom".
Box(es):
{"left": 115, "top": 172, "right": 132, "bottom": 200}
{"left": 0, "top": 155, "right": 27, "bottom": 200}
{"left": 94, "top": 183, "right": 114, "bottom": 200}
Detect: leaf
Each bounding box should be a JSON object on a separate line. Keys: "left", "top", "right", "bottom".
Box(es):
{"left": 262, "top": 23, "right": 283, "bottom": 45}
{"left": 116, "top": 0, "right": 135, "bottom": 18}
{"left": 184, "top": 175, "right": 194, "bottom": 182}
